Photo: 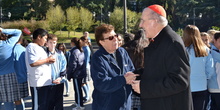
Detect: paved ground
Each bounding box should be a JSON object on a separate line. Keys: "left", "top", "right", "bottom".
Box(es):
{"left": 24, "top": 80, "right": 94, "bottom": 110}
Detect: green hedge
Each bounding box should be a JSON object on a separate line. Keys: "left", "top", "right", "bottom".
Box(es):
{"left": 2, "top": 20, "right": 50, "bottom": 35}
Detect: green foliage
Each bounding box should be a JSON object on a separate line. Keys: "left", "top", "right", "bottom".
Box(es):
{"left": 66, "top": 7, "right": 81, "bottom": 37}
{"left": 175, "top": 0, "right": 219, "bottom": 31}
{"left": 176, "top": 28, "right": 184, "bottom": 36}
{"left": 110, "top": 7, "right": 124, "bottom": 33}
{"left": 2, "top": 0, "right": 220, "bottom": 32}
{"left": 1, "top": 0, "right": 32, "bottom": 20}
{"left": 79, "top": 7, "right": 94, "bottom": 32}
{"left": 46, "top": 5, "right": 66, "bottom": 33}
{"left": 1, "top": 20, "right": 94, "bottom": 43}
{"left": 32, "top": 0, "right": 50, "bottom": 20}
{"left": 211, "top": 26, "right": 220, "bottom": 31}
{"left": 127, "top": 10, "right": 141, "bottom": 33}
{"left": 54, "top": 0, "right": 70, "bottom": 10}
{"left": 2, "top": 20, "right": 49, "bottom": 34}
{"left": 110, "top": 7, "right": 140, "bottom": 33}
{"left": 1, "top": 0, "right": 18, "bottom": 8}
{"left": 54, "top": 31, "right": 95, "bottom": 43}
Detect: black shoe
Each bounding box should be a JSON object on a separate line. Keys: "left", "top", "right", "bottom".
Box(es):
{"left": 64, "top": 93, "right": 69, "bottom": 97}
{"left": 83, "top": 98, "right": 91, "bottom": 103}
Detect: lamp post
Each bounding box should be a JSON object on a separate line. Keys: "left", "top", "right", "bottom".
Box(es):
{"left": 8, "top": 12, "right": 11, "bottom": 20}
{"left": 107, "top": 12, "right": 111, "bottom": 24}
{"left": 186, "top": 8, "right": 202, "bottom": 25}
{"left": 93, "top": 12, "right": 96, "bottom": 24}
{"left": 100, "top": 8, "right": 102, "bottom": 25}
{"left": 0, "top": 7, "right": 2, "bottom": 26}
{"left": 0, "top": 7, "right": 11, "bottom": 27}
{"left": 93, "top": 11, "right": 111, "bottom": 25}
{"left": 123, "top": 0, "right": 127, "bottom": 34}
{"left": 93, "top": 12, "right": 96, "bottom": 18}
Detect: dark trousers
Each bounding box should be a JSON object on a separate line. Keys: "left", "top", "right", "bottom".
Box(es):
{"left": 192, "top": 90, "right": 207, "bottom": 110}
{"left": 48, "top": 83, "right": 64, "bottom": 110}
{"left": 30, "top": 86, "right": 50, "bottom": 110}
{"left": 204, "top": 91, "right": 211, "bottom": 110}
{"left": 73, "top": 78, "right": 84, "bottom": 107}
{"left": 210, "top": 93, "right": 220, "bottom": 110}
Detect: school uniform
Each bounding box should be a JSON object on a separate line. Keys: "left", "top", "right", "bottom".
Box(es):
{"left": 25, "top": 43, "right": 52, "bottom": 110}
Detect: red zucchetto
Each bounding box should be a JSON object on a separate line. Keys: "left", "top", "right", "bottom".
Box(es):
{"left": 148, "top": 4, "right": 166, "bottom": 18}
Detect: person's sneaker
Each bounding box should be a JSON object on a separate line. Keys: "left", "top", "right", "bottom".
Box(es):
{"left": 72, "top": 106, "right": 85, "bottom": 110}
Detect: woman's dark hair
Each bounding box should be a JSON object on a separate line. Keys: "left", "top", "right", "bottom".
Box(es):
{"left": 71, "top": 37, "right": 83, "bottom": 52}
{"left": 76, "top": 40, "right": 83, "bottom": 52}
{"left": 95, "top": 24, "right": 114, "bottom": 47}
{"left": 32, "top": 28, "right": 48, "bottom": 40}
{"left": 0, "top": 32, "right": 12, "bottom": 40}
{"left": 80, "top": 36, "right": 87, "bottom": 41}
{"left": 122, "top": 29, "right": 149, "bottom": 68}
{"left": 124, "top": 32, "right": 134, "bottom": 44}
{"left": 80, "top": 36, "right": 89, "bottom": 45}
{"left": 71, "top": 37, "right": 78, "bottom": 44}
{"left": 17, "top": 34, "right": 28, "bottom": 47}
{"left": 22, "top": 38, "right": 29, "bottom": 47}
{"left": 56, "top": 43, "right": 67, "bottom": 53}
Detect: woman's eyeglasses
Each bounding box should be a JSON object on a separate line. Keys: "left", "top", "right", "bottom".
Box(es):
{"left": 103, "top": 34, "right": 118, "bottom": 41}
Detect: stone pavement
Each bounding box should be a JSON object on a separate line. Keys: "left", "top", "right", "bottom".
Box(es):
{"left": 24, "top": 80, "right": 94, "bottom": 110}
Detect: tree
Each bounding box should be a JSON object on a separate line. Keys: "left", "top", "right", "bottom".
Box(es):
{"left": 110, "top": 7, "right": 124, "bottom": 33}
{"left": 79, "top": 7, "right": 94, "bottom": 32}
{"left": 127, "top": 10, "right": 140, "bottom": 33}
{"left": 110, "top": 7, "right": 140, "bottom": 33}
{"left": 1, "top": 0, "right": 32, "bottom": 20}
{"left": 46, "top": 5, "right": 66, "bottom": 34}
{"left": 66, "top": 7, "right": 80, "bottom": 37}
{"left": 54, "top": 0, "right": 70, "bottom": 11}
{"left": 175, "top": 0, "right": 218, "bottom": 31}
{"left": 32, "top": 0, "right": 50, "bottom": 20}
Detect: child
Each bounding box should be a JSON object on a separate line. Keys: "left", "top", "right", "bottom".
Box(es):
{"left": 207, "top": 29, "right": 217, "bottom": 43}
{"left": 57, "top": 43, "right": 70, "bottom": 97}
{"left": 208, "top": 32, "right": 220, "bottom": 110}
{"left": 25, "top": 28, "right": 55, "bottom": 110}
{"left": 46, "top": 34, "right": 67, "bottom": 110}
{"left": 0, "top": 28, "right": 21, "bottom": 110}
{"left": 13, "top": 36, "right": 29, "bottom": 110}
{"left": 81, "top": 36, "right": 91, "bottom": 103}
{"left": 67, "top": 37, "right": 86, "bottom": 110}
{"left": 201, "top": 32, "right": 211, "bottom": 48}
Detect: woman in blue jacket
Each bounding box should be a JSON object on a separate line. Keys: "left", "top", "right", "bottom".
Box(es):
{"left": 91, "top": 24, "right": 137, "bottom": 110}
{"left": 183, "top": 25, "right": 215, "bottom": 110}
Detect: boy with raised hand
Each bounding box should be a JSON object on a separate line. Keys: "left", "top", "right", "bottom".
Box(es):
{"left": 46, "top": 34, "right": 67, "bottom": 110}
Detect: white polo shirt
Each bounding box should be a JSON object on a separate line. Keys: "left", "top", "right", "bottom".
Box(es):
{"left": 25, "top": 43, "right": 52, "bottom": 87}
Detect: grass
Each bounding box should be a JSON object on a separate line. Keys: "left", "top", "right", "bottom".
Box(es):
{"left": 54, "top": 31, "right": 95, "bottom": 43}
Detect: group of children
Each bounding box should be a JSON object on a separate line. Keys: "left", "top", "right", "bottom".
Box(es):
{"left": 184, "top": 27, "right": 220, "bottom": 110}
{"left": 0, "top": 27, "right": 92, "bottom": 110}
